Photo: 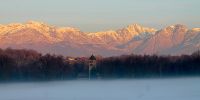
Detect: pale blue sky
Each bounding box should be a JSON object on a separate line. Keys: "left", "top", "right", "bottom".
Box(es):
{"left": 0, "top": 0, "right": 199, "bottom": 32}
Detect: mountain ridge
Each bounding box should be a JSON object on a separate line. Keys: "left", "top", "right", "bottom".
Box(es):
{"left": 0, "top": 21, "right": 199, "bottom": 56}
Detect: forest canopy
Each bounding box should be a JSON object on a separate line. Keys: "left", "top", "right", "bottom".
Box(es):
{"left": 0, "top": 48, "right": 200, "bottom": 81}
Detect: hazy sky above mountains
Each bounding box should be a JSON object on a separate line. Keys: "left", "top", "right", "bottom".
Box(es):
{"left": 0, "top": 0, "right": 199, "bottom": 32}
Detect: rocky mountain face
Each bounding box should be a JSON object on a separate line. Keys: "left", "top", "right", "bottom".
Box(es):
{"left": 0, "top": 21, "right": 199, "bottom": 56}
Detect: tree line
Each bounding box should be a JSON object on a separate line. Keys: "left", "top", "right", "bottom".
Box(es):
{"left": 97, "top": 52, "right": 200, "bottom": 78}
{"left": 0, "top": 48, "right": 200, "bottom": 81}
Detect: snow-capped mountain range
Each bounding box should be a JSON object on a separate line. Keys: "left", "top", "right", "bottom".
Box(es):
{"left": 0, "top": 21, "right": 199, "bottom": 56}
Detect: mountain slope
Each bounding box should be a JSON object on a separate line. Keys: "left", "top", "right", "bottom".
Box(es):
{"left": 133, "top": 24, "right": 188, "bottom": 55}
{"left": 164, "top": 28, "right": 200, "bottom": 55}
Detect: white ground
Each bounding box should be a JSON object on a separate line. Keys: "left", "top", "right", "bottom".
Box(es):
{"left": 0, "top": 77, "right": 200, "bottom": 100}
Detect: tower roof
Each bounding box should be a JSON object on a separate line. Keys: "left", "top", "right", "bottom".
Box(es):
{"left": 89, "top": 54, "right": 96, "bottom": 60}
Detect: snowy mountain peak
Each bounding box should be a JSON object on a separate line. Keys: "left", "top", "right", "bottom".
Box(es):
{"left": 57, "top": 27, "right": 81, "bottom": 33}
{"left": 26, "top": 20, "right": 48, "bottom": 26}
{"left": 125, "top": 24, "right": 156, "bottom": 34}
{"left": 116, "top": 24, "right": 157, "bottom": 42}
{"left": 127, "top": 23, "right": 142, "bottom": 28}
{"left": 192, "top": 28, "right": 200, "bottom": 32}
{"left": 159, "top": 24, "right": 188, "bottom": 36}
{"left": 25, "top": 21, "right": 54, "bottom": 29}
{"left": 166, "top": 24, "right": 187, "bottom": 30}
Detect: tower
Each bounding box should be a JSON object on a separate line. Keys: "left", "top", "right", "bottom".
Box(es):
{"left": 88, "top": 54, "right": 96, "bottom": 80}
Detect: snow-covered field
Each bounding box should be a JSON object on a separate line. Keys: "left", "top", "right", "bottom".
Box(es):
{"left": 0, "top": 77, "right": 200, "bottom": 100}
